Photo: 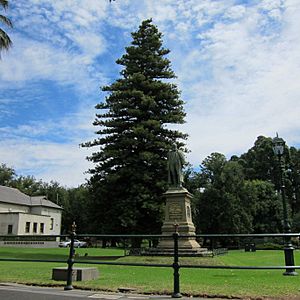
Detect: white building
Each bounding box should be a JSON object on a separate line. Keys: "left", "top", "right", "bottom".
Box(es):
{"left": 0, "top": 185, "right": 62, "bottom": 247}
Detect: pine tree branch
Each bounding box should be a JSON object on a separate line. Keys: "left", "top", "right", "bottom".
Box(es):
{"left": 0, "top": 15, "right": 12, "bottom": 27}
{"left": 0, "top": 28, "right": 12, "bottom": 50}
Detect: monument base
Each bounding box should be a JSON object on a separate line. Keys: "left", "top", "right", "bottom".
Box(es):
{"left": 52, "top": 267, "right": 99, "bottom": 281}
{"left": 145, "top": 247, "right": 212, "bottom": 257}
{"left": 156, "top": 187, "right": 207, "bottom": 255}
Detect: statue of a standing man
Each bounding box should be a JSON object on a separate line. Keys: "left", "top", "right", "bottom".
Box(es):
{"left": 167, "top": 144, "right": 185, "bottom": 188}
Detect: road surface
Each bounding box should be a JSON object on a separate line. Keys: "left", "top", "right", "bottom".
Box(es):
{"left": 0, "top": 283, "right": 154, "bottom": 300}
{"left": 0, "top": 283, "right": 240, "bottom": 300}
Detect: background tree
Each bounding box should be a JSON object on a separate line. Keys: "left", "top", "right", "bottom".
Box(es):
{"left": 58, "top": 185, "right": 90, "bottom": 234}
{"left": 0, "top": 0, "right": 12, "bottom": 56}
{"left": 83, "top": 19, "right": 187, "bottom": 239}
{"left": 243, "top": 180, "right": 282, "bottom": 233}
{"left": 192, "top": 153, "right": 252, "bottom": 234}
{"left": 11, "top": 175, "right": 43, "bottom": 196}
{"left": 189, "top": 147, "right": 284, "bottom": 235}
{"left": 238, "top": 136, "right": 277, "bottom": 182}
{"left": 238, "top": 135, "right": 297, "bottom": 228}
{"left": 187, "top": 153, "right": 226, "bottom": 233}
{"left": 287, "top": 147, "right": 300, "bottom": 216}
{"left": 0, "top": 163, "right": 16, "bottom": 185}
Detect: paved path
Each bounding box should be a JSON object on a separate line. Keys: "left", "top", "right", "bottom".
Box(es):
{"left": 0, "top": 283, "right": 228, "bottom": 300}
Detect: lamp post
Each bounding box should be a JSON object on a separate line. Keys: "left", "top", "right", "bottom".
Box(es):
{"left": 272, "top": 134, "right": 297, "bottom": 276}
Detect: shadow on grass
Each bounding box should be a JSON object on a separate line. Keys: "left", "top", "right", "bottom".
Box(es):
{"left": 80, "top": 256, "right": 124, "bottom": 260}
{"left": 0, "top": 251, "right": 124, "bottom": 262}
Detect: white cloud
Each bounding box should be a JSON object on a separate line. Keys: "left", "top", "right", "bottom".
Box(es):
{"left": 0, "top": 138, "right": 93, "bottom": 187}
{"left": 0, "top": 96, "right": 96, "bottom": 186}
{"left": 69, "top": 31, "right": 106, "bottom": 59}
{"left": 172, "top": 0, "right": 300, "bottom": 164}
{"left": 0, "top": 34, "right": 106, "bottom": 96}
{"left": 260, "top": 0, "right": 283, "bottom": 11}
{"left": 223, "top": 5, "right": 246, "bottom": 20}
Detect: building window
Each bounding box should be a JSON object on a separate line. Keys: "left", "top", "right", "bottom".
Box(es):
{"left": 50, "top": 218, "right": 54, "bottom": 230}
{"left": 40, "top": 223, "right": 44, "bottom": 234}
{"left": 7, "top": 224, "right": 13, "bottom": 234}
{"left": 33, "top": 222, "right": 38, "bottom": 233}
{"left": 25, "top": 222, "right": 30, "bottom": 233}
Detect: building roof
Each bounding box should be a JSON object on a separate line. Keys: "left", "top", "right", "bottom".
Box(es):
{"left": 31, "top": 196, "right": 62, "bottom": 209}
{"left": 0, "top": 185, "right": 62, "bottom": 209}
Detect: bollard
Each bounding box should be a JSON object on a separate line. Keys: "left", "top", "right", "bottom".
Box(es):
{"left": 172, "top": 224, "right": 181, "bottom": 298}
{"left": 64, "top": 222, "right": 76, "bottom": 290}
{"left": 283, "top": 237, "right": 297, "bottom": 276}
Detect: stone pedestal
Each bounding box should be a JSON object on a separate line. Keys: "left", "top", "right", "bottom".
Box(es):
{"left": 52, "top": 267, "right": 99, "bottom": 281}
{"left": 157, "top": 187, "right": 201, "bottom": 250}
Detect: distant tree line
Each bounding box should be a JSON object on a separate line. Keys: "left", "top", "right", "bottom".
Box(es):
{"left": 2, "top": 135, "right": 300, "bottom": 237}
{"left": 186, "top": 135, "right": 300, "bottom": 235}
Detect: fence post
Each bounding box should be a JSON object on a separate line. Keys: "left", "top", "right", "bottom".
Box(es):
{"left": 172, "top": 224, "right": 182, "bottom": 298}
{"left": 283, "top": 235, "right": 297, "bottom": 276}
{"left": 64, "top": 221, "right": 76, "bottom": 290}
{"left": 123, "top": 238, "right": 127, "bottom": 256}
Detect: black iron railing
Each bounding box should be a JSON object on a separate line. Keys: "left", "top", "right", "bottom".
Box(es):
{"left": 0, "top": 229, "right": 300, "bottom": 298}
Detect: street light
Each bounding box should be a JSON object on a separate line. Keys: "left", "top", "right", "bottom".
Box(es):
{"left": 272, "top": 134, "right": 298, "bottom": 276}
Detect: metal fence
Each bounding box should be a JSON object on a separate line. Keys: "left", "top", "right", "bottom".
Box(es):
{"left": 0, "top": 229, "right": 300, "bottom": 298}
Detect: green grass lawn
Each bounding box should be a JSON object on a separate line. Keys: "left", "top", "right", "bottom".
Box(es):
{"left": 0, "top": 247, "right": 300, "bottom": 299}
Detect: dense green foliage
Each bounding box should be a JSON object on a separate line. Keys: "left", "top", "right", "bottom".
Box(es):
{"left": 82, "top": 19, "right": 187, "bottom": 236}
{"left": 192, "top": 153, "right": 253, "bottom": 234}
{"left": 189, "top": 135, "right": 300, "bottom": 234}
{"left": 2, "top": 133, "right": 300, "bottom": 236}
{"left": 0, "top": 0, "right": 13, "bottom": 56}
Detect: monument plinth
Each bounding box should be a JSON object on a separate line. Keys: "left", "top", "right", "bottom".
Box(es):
{"left": 158, "top": 187, "right": 200, "bottom": 250}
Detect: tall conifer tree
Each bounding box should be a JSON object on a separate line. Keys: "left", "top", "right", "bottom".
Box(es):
{"left": 83, "top": 19, "right": 187, "bottom": 236}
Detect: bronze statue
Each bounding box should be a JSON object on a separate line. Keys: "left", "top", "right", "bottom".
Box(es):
{"left": 167, "top": 144, "right": 185, "bottom": 188}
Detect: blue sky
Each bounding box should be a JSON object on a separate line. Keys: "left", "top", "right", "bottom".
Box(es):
{"left": 1, "top": 0, "right": 300, "bottom": 187}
